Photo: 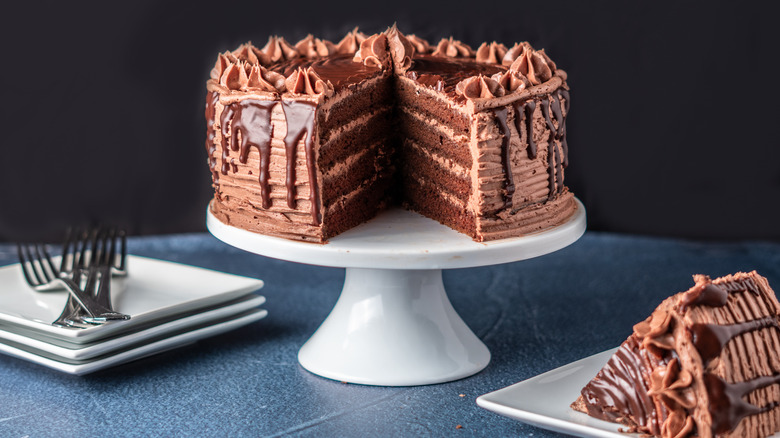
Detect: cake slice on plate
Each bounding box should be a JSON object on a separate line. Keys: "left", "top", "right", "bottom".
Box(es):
{"left": 572, "top": 271, "right": 780, "bottom": 438}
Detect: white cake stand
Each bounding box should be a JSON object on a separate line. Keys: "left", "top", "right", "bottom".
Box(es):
{"left": 207, "top": 199, "right": 586, "bottom": 386}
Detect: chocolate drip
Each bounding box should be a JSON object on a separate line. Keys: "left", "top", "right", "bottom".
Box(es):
{"left": 205, "top": 91, "right": 220, "bottom": 184}
{"left": 679, "top": 283, "right": 729, "bottom": 312}
{"left": 691, "top": 316, "right": 779, "bottom": 365}
{"left": 540, "top": 97, "right": 564, "bottom": 199}
{"left": 705, "top": 372, "right": 780, "bottom": 435}
{"left": 684, "top": 279, "right": 780, "bottom": 435}
{"left": 513, "top": 100, "right": 537, "bottom": 159}
{"left": 493, "top": 107, "right": 514, "bottom": 208}
{"left": 581, "top": 335, "right": 666, "bottom": 435}
{"left": 219, "top": 104, "right": 236, "bottom": 176}
{"left": 221, "top": 100, "right": 277, "bottom": 209}
{"left": 558, "top": 89, "right": 570, "bottom": 167}
{"left": 281, "top": 101, "right": 321, "bottom": 225}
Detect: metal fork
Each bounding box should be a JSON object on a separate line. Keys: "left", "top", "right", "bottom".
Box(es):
{"left": 60, "top": 227, "right": 128, "bottom": 280}
{"left": 17, "top": 243, "right": 130, "bottom": 325}
{"left": 60, "top": 227, "right": 128, "bottom": 311}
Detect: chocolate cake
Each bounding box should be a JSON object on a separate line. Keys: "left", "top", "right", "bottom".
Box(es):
{"left": 572, "top": 271, "right": 780, "bottom": 438}
{"left": 205, "top": 26, "right": 577, "bottom": 242}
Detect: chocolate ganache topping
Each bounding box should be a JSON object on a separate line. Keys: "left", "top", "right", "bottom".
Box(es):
{"left": 476, "top": 42, "right": 508, "bottom": 64}
{"left": 431, "top": 37, "right": 475, "bottom": 58}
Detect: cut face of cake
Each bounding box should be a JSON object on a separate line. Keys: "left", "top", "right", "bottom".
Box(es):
{"left": 205, "top": 26, "right": 577, "bottom": 242}
{"left": 572, "top": 271, "right": 780, "bottom": 438}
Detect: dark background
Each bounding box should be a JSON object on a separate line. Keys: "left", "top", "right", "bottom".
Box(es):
{"left": 1, "top": 0, "right": 778, "bottom": 242}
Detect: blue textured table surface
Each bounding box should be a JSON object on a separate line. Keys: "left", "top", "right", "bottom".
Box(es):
{"left": 0, "top": 232, "right": 779, "bottom": 437}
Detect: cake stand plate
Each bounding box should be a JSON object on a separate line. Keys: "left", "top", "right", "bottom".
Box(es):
{"left": 207, "top": 199, "right": 586, "bottom": 386}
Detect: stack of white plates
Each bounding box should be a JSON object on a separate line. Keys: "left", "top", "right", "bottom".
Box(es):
{"left": 0, "top": 255, "right": 267, "bottom": 375}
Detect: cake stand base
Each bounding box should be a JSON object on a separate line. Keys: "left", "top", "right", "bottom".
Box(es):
{"left": 207, "top": 199, "right": 586, "bottom": 386}
{"left": 298, "top": 268, "right": 489, "bottom": 386}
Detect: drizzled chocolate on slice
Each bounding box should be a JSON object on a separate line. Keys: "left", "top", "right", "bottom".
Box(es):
{"left": 572, "top": 271, "right": 780, "bottom": 438}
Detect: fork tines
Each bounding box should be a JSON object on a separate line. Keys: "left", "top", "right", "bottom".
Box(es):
{"left": 60, "top": 227, "right": 128, "bottom": 275}
{"left": 16, "top": 242, "right": 60, "bottom": 289}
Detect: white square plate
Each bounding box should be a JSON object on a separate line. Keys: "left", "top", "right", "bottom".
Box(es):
{"left": 0, "top": 308, "right": 268, "bottom": 375}
{"left": 0, "top": 255, "right": 264, "bottom": 343}
{"left": 0, "top": 294, "right": 265, "bottom": 360}
{"left": 477, "top": 349, "right": 780, "bottom": 437}
{"left": 477, "top": 349, "right": 631, "bottom": 437}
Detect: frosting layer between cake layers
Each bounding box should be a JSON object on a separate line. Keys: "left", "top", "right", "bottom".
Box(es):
{"left": 205, "top": 27, "right": 577, "bottom": 242}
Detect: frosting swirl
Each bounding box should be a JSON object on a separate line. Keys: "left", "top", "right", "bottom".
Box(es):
{"left": 261, "top": 36, "right": 299, "bottom": 63}
{"left": 285, "top": 67, "right": 334, "bottom": 97}
{"left": 353, "top": 33, "right": 390, "bottom": 68}
{"left": 455, "top": 75, "right": 505, "bottom": 99}
{"left": 502, "top": 41, "right": 534, "bottom": 66}
{"left": 335, "top": 27, "right": 367, "bottom": 55}
{"left": 295, "top": 34, "right": 336, "bottom": 58}
{"left": 633, "top": 304, "right": 697, "bottom": 438}
{"left": 231, "top": 42, "right": 268, "bottom": 65}
{"left": 385, "top": 24, "right": 415, "bottom": 73}
{"left": 210, "top": 52, "right": 235, "bottom": 81}
{"left": 218, "top": 61, "right": 285, "bottom": 93}
{"left": 504, "top": 42, "right": 557, "bottom": 85}
{"left": 405, "top": 34, "right": 433, "bottom": 54}
{"left": 490, "top": 70, "right": 529, "bottom": 93}
{"left": 476, "top": 42, "right": 508, "bottom": 64}
{"left": 431, "top": 37, "right": 474, "bottom": 58}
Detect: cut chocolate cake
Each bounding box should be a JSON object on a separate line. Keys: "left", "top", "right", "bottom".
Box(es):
{"left": 205, "top": 26, "right": 577, "bottom": 242}
{"left": 572, "top": 271, "right": 780, "bottom": 438}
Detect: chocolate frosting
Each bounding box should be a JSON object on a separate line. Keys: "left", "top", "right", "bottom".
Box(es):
{"left": 501, "top": 42, "right": 534, "bottom": 66}
{"left": 406, "top": 34, "right": 433, "bottom": 54}
{"left": 284, "top": 67, "right": 334, "bottom": 97}
{"left": 261, "top": 36, "right": 299, "bottom": 63}
{"left": 232, "top": 42, "right": 268, "bottom": 65}
{"left": 431, "top": 37, "right": 475, "bottom": 58}
{"left": 353, "top": 33, "right": 390, "bottom": 68}
{"left": 214, "top": 57, "right": 286, "bottom": 93}
{"left": 335, "top": 27, "right": 367, "bottom": 55}
{"left": 506, "top": 43, "right": 557, "bottom": 85}
{"left": 295, "top": 34, "right": 336, "bottom": 58}
{"left": 491, "top": 70, "right": 529, "bottom": 93}
{"left": 476, "top": 42, "right": 508, "bottom": 64}
{"left": 385, "top": 24, "right": 416, "bottom": 73}
{"left": 455, "top": 75, "right": 505, "bottom": 99}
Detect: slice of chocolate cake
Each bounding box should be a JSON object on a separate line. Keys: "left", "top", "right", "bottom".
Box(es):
{"left": 205, "top": 26, "right": 577, "bottom": 242}
{"left": 572, "top": 271, "right": 780, "bottom": 438}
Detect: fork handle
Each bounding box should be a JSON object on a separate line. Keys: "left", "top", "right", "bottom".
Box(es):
{"left": 57, "top": 277, "right": 129, "bottom": 321}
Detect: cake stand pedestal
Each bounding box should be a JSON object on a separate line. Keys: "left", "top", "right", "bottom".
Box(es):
{"left": 207, "top": 199, "right": 586, "bottom": 386}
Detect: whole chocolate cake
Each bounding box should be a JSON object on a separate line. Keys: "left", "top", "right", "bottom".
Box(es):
{"left": 572, "top": 271, "right": 780, "bottom": 438}
{"left": 205, "top": 25, "right": 576, "bottom": 242}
